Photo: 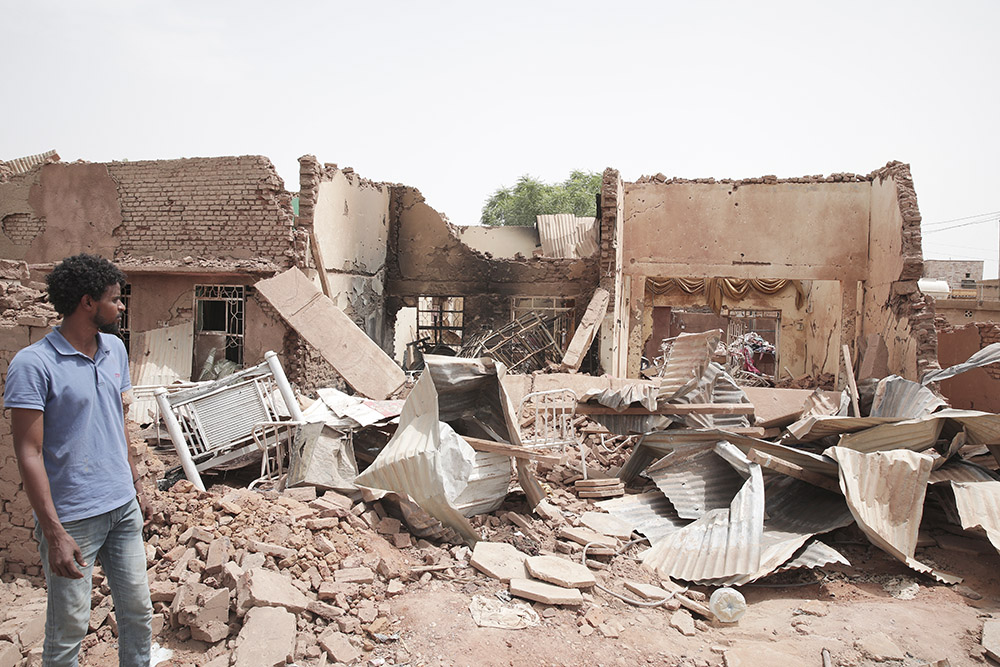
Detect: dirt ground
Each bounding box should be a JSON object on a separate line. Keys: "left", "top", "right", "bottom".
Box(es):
{"left": 3, "top": 521, "right": 998, "bottom": 667}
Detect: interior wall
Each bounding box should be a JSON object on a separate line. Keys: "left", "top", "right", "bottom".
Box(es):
{"left": 452, "top": 226, "right": 539, "bottom": 258}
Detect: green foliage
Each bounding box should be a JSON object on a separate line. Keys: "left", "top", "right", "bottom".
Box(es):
{"left": 480, "top": 170, "right": 601, "bottom": 226}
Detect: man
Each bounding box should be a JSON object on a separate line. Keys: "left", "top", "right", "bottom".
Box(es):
{"left": 4, "top": 254, "right": 152, "bottom": 667}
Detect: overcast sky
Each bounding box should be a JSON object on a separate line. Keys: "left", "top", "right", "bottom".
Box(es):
{"left": 3, "top": 1, "right": 998, "bottom": 277}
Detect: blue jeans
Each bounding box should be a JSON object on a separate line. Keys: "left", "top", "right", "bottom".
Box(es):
{"left": 36, "top": 497, "right": 152, "bottom": 667}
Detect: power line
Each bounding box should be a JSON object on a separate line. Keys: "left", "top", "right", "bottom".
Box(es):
{"left": 923, "top": 217, "right": 998, "bottom": 233}
{"left": 923, "top": 210, "right": 1000, "bottom": 227}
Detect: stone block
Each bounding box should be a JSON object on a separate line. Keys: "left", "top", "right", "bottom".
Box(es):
{"left": 306, "top": 600, "right": 344, "bottom": 621}
{"left": 579, "top": 512, "right": 633, "bottom": 540}
{"left": 204, "top": 537, "right": 232, "bottom": 576}
{"left": 232, "top": 606, "right": 296, "bottom": 667}
{"left": 524, "top": 555, "right": 596, "bottom": 589}
{"left": 334, "top": 567, "right": 374, "bottom": 584}
{"left": 248, "top": 540, "right": 296, "bottom": 560}
{"left": 318, "top": 628, "right": 361, "bottom": 664}
{"left": 236, "top": 567, "right": 309, "bottom": 614}
{"left": 623, "top": 581, "right": 669, "bottom": 600}
{"left": 670, "top": 609, "right": 696, "bottom": 636}
{"left": 0, "top": 640, "right": 18, "bottom": 667}
{"left": 470, "top": 542, "right": 529, "bottom": 583}
{"left": 509, "top": 578, "right": 583, "bottom": 606}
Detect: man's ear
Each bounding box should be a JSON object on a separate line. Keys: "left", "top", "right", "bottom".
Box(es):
{"left": 79, "top": 294, "right": 95, "bottom": 312}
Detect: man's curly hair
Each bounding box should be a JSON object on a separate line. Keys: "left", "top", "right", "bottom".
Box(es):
{"left": 46, "top": 254, "right": 127, "bottom": 317}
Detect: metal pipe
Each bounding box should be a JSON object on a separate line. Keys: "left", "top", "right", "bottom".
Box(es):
{"left": 265, "top": 350, "right": 304, "bottom": 422}
{"left": 154, "top": 387, "right": 205, "bottom": 492}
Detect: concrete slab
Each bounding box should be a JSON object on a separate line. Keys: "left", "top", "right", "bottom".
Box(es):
{"left": 524, "top": 555, "right": 596, "bottom": 589}
{"left": 335, "top": 567, "right": 374, "bottom": 584}
{"left": 983, "top": 619, "right": 1000, "bottom": 662}
{"left": 623, "top": 581, "right": 669, "bottom": 600}
{"left": 470, "top": 542, "right": 529, "bottom": 583}
{"left": 236, "top": 567, "right": 309, "bottom": 614}
{"left": 318, "top": 628, "right": 362, "bottom": 664}
{"left": 856, "top": 632, "right": 905, "bottom": 661}
{"left": 579, "top": 511, "right": 634, "bottom": 539}
{"left": 557, "top": 526, "right": 619, "bottom": 549}
{"left": 670, "top": 609, "right": 696, "bottom": 636}
{"left": 509, "top": 578, "right": 583, "bottom": 606}
{"left": 232, "top": 606, "right": 296, "bottom": 667}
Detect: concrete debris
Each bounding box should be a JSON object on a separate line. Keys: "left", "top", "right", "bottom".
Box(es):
{"left": 509, "top": 578, "right": 584, "bottom": 606}
{"left": 232, "top": 606, "right": 297, "bottom": 667}
{"left": 524, "top": 555, "right": 596, "bottom": 589}
{"left": 470, "top": 542, "right": 529, "bottom": 582}
{"left": 468, "top": 595, "right": 540, "bottom": 629}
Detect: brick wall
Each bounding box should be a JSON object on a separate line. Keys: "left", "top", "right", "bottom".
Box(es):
{"left": 107, "top": 156, "right": 296, "bottom": 264}
{"left": 0, "top": 261, "right": 59, "bottom": 575}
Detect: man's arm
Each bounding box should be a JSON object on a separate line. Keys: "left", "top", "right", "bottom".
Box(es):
{"left": 11, "top": 407, "right": 86, "bottom": 579}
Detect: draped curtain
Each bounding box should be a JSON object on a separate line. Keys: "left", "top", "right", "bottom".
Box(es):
{"left": 646, "top": 277, "right": 805, "bottom": 314}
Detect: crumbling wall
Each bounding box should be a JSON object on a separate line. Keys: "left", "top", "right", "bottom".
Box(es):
{"left": 936, "top": 321, "right": 1000, "bottom": 412}
{"left": 453, "top": 225, "right": 539, "bottom": 258}
{"left": 0, "top": 157, "right": 298, "bottom": 266}
{"left": 0, "top": 261, "right": 58, "bottom": 574}
{"left": 109, "top": 156, "right": 296, "bottom": 263}
{"left": 862, "top": 162, "right": 936, "bottom": 380}
{"left": 387, "top": 186, "right": 598, "bottom": 307}
{"left": 600, "top": 169, "right": 625, "bottom": 376}
{"left": 299, "top": 156, "right": 391, "bottom": 349}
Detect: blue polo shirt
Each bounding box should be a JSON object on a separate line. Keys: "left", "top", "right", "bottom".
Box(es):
{"left": 3, "top": 328, "right": 134, "bottom": 522}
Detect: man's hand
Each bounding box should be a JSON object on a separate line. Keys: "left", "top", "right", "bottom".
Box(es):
{"left": 137, "top": 488, "right": 152, "bottom": 527}
{"left": 46, "top": 527, "right": 86, "bottom": 579}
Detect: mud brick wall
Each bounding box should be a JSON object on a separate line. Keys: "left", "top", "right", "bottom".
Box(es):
{"left": 936, "top": 320, "right": 1000, "bottom": 412}
{"left": 0, "top": 262, "right": 59, "bottom": 575}
{"left": 107, "top": 156, "right": 296, "bottom": 263}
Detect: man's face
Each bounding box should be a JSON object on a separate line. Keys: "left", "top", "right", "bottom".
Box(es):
{"left": 93, "top": 283, "right": 126, "bottom": 335}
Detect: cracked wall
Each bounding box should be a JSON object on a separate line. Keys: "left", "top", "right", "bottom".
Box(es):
{"left": 298, "top": 156, "right": 390, "bottom": 351}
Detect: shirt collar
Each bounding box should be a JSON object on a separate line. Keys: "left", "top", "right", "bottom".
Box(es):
{"left": 46, "top": 326, "right": 110, "bottom": 360}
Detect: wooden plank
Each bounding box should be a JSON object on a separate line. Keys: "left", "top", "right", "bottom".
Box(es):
{"left": 575, "top": 478, "right": 621, "bottom": 488}
{"left": 463, "top": 436, "right": 562, "bottom": 465}
{"left": 255, "top": 267, "right": 405, "bottom": 399}
{"left": 575, "top": 403, "right": 754, "bottom": 416}
{"left": 842, "top": 344, "right": 861, "bottom": 418}
{"left": 516, "top": 458, "right": 545, "bottom": 509}
{"left": 746, "top": 448, "right": 841, "bottom": 494}
{"left": 560, "top": 288, "right": 610, "bottom": 371}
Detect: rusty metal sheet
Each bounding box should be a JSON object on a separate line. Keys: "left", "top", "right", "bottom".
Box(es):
{"left": 922, "top": 341, "right": 1000, "bottom": 385}
{"left": 647, "top": 446, "right": 745, "bottom": 520}
{"left": 869, "top": 375, "right": 948, "bottom": 419}
{"left": 640, "top": 463, "right": 764, "bottom": 583}
{"left": 536, "top": 214, "right": 598, "bottom": 258}
{"left": 827, "top": 447, "right": 961, "bottom": 584}
{"left": 595, "top": 491, "right": 688, "bottom": 544}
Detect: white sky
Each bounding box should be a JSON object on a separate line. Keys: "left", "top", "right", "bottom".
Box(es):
{"left": 3, "top": 1, "right": 998, "bottom": 277}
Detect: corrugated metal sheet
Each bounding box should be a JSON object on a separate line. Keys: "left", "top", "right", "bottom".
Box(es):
{"left": 595, "top": 491, "right": 688, "bottom": 544}
{"left": 641, "top": 463, "right": 764, "bottom": 583}
{"left": 647, "top": 446, "right": 746, "bottom": 519}
{"left": 929, "top": 459, "right": 998, "bottom": 485}
{"left": 836, "top": 416, "right": 944, "bottom": 453}
{"left": 922, "top": 341, "right": 1000, "bottom": 384}
{"left": 671, "top": 363, "right": 751, "bottom": 430}
{"left": 354, "top": 362, "right": 513, "bottom": 545}
{"left": 4, "top": 149, "right": 58, "bottom": 175}
{"left": 129, "top": 321, "right": 195, "bottom": 423}
{"left": 657, "top": 330, "right": 721, "bottom": 401}
{"left": 536, "top": 214, "right": 599, "bottom": 258}
{"left": 786, "top": 414, "right": 898, "bottom": 442}
{"left": 775, "top": 539, "right": 850, "bottom": 574}
{"left": 869, "top": 375, "right": 948, "bottom": 419}
{"left": 949, "top": 480, "right": 1000, "bottom": 554}
{"left": 827, "top": 446, "right": 961, "bottom": 584}
{"left": 621, "top": 429, "right": 838, "bottom": 483}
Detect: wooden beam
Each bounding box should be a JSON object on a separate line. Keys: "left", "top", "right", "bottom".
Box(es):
{"left": 747, "top": 448, "right": 842, "bottom": 494}
{"left": 842, "top": 344, "right": 861, "bottom": 418}
{"left": 463, "top": 436, "right": 562, "bottom": 465}
{"left": 574, "top": 403, "right": 755, "bottom": 416}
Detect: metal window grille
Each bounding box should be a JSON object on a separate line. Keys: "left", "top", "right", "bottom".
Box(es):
{"left": 511, "top": 296, "right": 576, "bottom": 350}
{"left": 417, "top": 296, "right": 464, "bottom": 349}
{"left": 195, "top": 284, "right": 245, "bottom": 365}
{"left": 119, "top": 283, "right": 131, "bottom": 352}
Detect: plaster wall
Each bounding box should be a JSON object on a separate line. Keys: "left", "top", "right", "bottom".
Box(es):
{"left": 622, "top": 181, "right": 871, "bottom": 281}
{"left": 314, "top": 173, "right": 388, "bottom": 273}
{"left": 452, "top": 226, "right": 539, "bottom": 258}
{"left": 645, "top": 280, "right": 841, "bottom": 378}
{"left": 936, "top": 322, "right": 1000, "bottom": 412}
{"left": 860, "top": 166, "right": 930, "bottom": 380}
{"left": 923, "top": 260, "right": 984, "bottom": 289}
{"left": 0, "top": 163, "right": 121, "bottom": 262}
{"left": 933, "top": 299, "right": 1000, "bottom": 327}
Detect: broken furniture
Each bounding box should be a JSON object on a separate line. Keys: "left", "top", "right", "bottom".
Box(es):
{"left": 155, "top": 351, "right": 305, "bottom": 491}
{"left": 459, "top": 312, "right": 563, "bottom": 374}
{"left": 518, "top": 388, "right": 578, "bottom": 450}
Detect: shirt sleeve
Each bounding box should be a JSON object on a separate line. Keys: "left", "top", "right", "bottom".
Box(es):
{"left": 3, "top": 350, "right": 49, "bottom": 411}
{"left": 116, "top": 337, "right": 132, "bottom": 393}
